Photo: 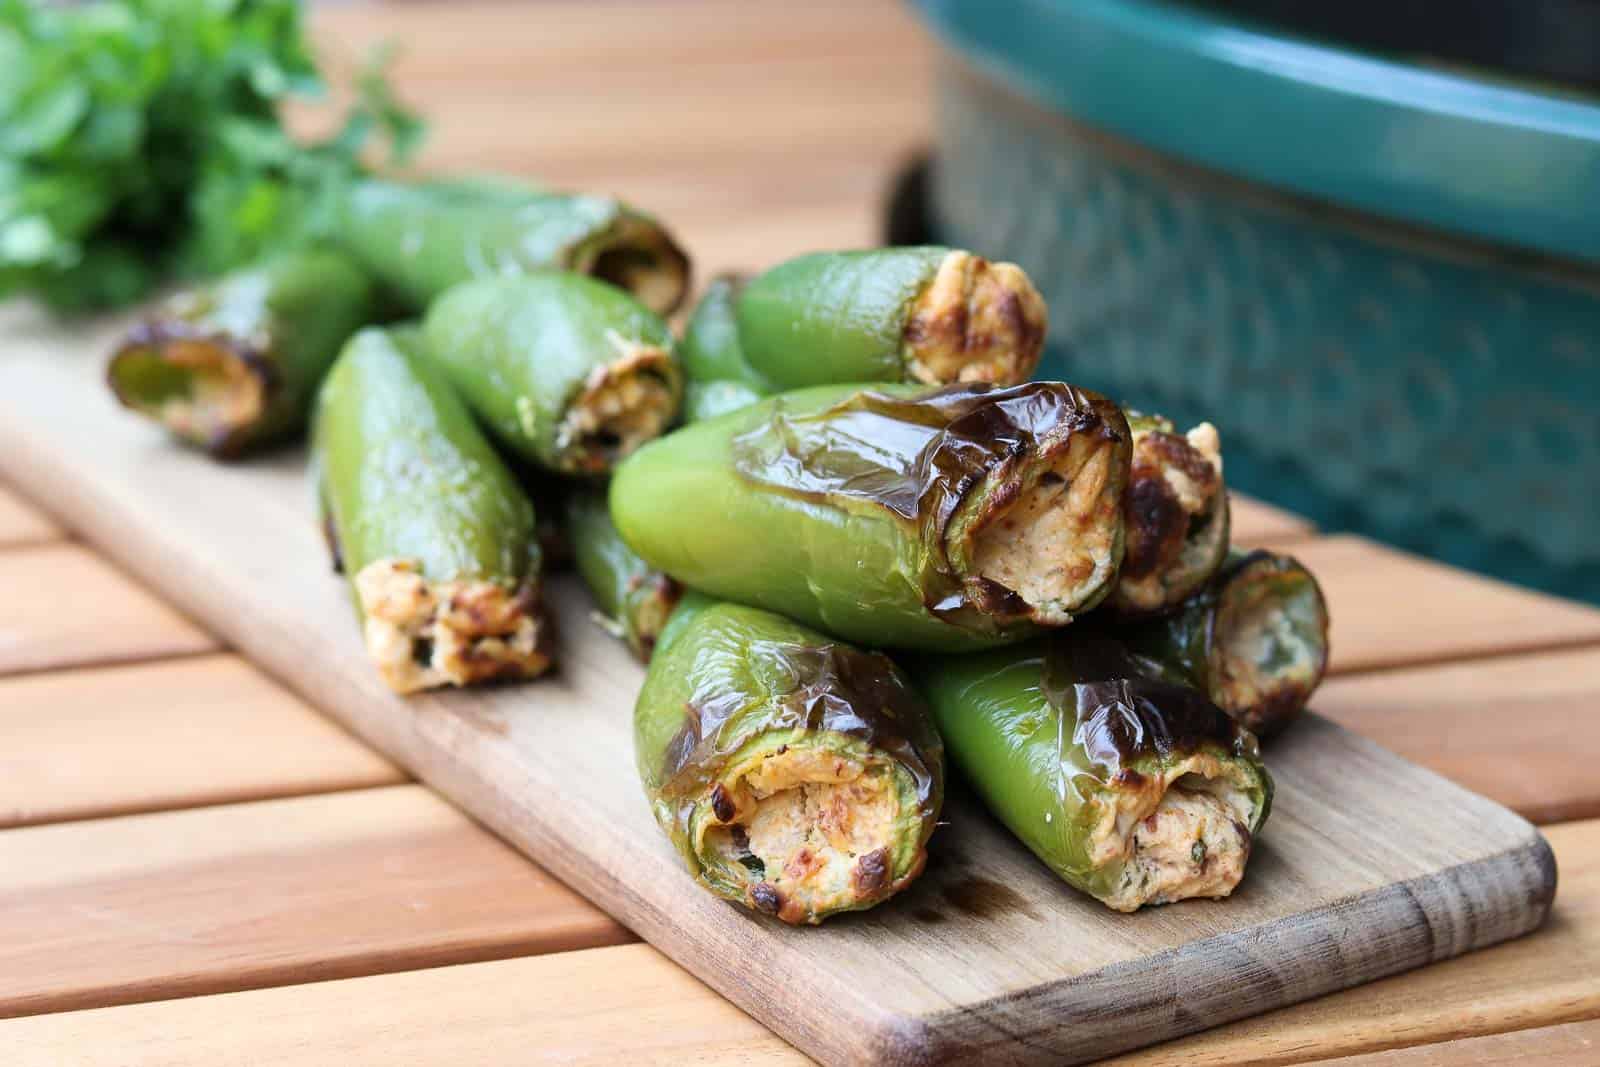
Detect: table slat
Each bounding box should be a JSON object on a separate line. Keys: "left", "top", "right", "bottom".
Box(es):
{"left": 1317, "top": 1018, "right": 1600, "bottom": 1065}
{"left": 0, "top": 784, "right": 632, "bottom": 1019}
{"left": 0, "top": 486, "right": 61, "bottom": 548}
{"left": 1278, "top": 536, "right": 1600, "bottom": 675}
{"left": 0, "top": 543, "right": 214, "bottom": 676}
{"left": 0, "top": 654, "right": 404, "bottom": 829}
{"left": 1314, "top": 645, "right": 1600, "bottom": 825}
{"left": 1, "top": 944, "right": 803, "bottom": 1067}
{"left": 8, "top": 816, "right": 1596, "bottom": 1067}
{"left": 1231, "top": 494, "right": 1316, "bottom": 545}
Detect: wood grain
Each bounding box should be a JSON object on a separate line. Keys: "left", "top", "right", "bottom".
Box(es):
{"left": 1314, "top": 645, "right": 1600, "bottom": 825}
{"left": 0, "top": 542, "right": 215, "bottom": 677}
{"left": 0, "top": 653, "right": 403, "bottom": 829}
{"left": 0, "top": 485, "right": 61, "bottom": 547}
{"left": 1230, "top": 493, "right": 1315, "bottom": 545}
{"left": 7, "top": 813, "right": 1596, "bottom": 1067}
{"left": 0, "top": 784, "right": 633, "bottom": 1018}
{"left": 1102, "top": 817, "right": 1600, "bottom": 1066}
{"left": 1318, "top": 1019, "right": 1600, "bottom": 1066}
{"left": 1274, "top": 536, "right": 1600, "bottom": 675}
{"left": 0, "top": 308, "right": 1557, "bottom": 1064}
{"left": 1, "top": 944, "right": 803, "bottom": 1067}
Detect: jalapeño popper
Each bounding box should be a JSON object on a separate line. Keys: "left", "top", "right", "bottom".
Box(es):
{"left": 312, "top": 326, "right": 551, "bottom": 694}
{"left": 635, "top": 593, "right": 944, "bottom": 924}
{"left": 611, "top": 381, "right": 1131, "bottom": 651}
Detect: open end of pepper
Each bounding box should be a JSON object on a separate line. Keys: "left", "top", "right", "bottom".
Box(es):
{"left": 1211, "top": 557, "right": 1330, "bottom": 735}
{"left": 558, "top": 341, "right": 681, "bottom": 475}
{"left": 1112, "top": 421, "right": 1229, "bottom": 615}
{"left": 902, "top": 250, "right": 1047, "bottom": 387}
{"left": 622, "top": 573, "right": 683, "bottom": 661}
{"left": 107, "top": 327, "right": 269, "bottom": 457}
{"left": 575, "top": 214, "right": 691, "bottom": 316}
{"left": 1093, "top": 752, "right": 1262, "bottom": 912}
{"left": 695, "top": 739, "right": 919, "bottom": 924}
{"left": 961, "top": 427, "right": 1124, "bottom": 625}
{"left": 354, "top": 559, "right": 552, "bottom": 694}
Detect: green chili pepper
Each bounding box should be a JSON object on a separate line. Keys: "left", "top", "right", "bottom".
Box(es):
{"left": 422, "top": 273, "right": 683, "bottom": 475}
{"left": 910, "top": 635, "right": 1271, "bottom": 912}
{"left": 312, "top": 326, "right": 551, "bottom": 694}
{"left": 611, "top": 381, "right": 1131, "bottom": 651}
{"left": 635, "top": 592, "right": 944, "bottom": 924}
{"left": 1118, "top": 549, "right": 1331, "bottom": 736}
{"left": 565, "top": 486, "right": 681, "bottom": 661}
{"left": 108, "top": 249, "right": 380, "bottom": 458}
{"left": 336, "top": 178, "right": 690, "bottom": 315}
{"left": 735, "top": 247, "right": 1047, "bottom": 390}
{"left": 1109, "top": 413, "right": 1231, "bottom": 616}
{"left": 677, "top": 274, "right": 772, "bottom": 423}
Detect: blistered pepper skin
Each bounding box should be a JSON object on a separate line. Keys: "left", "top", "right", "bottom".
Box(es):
{"left": 108, "top": 249, "right": 380, "bottom": 457}
{"left": 610, "top": 381, "right": 1131, "bottom": 652}
{"left": 336, "top": 178, "right": 690, "bottom": 315}
{"left": 312, "top": 326, "right": 549, "bottom": 691}
{"left": 565, "top": 486, "right": 680, "bottom": 661}
{"left": 634, "top": 593, "right": 944, "bottom": 924}
{"left": 1118, "top": 550, "right": 1331, "bottom": 736}
{"left": 422, "top": 273, "right": 683, "bottom": 475}
{"left": 909, "top": 636, "right": 1272, "bottom": 909}
{"left": 735, "top": 247, "right": 1046, "bottom": 390}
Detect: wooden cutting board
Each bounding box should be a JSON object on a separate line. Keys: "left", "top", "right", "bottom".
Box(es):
{"left": 0, "top": 302, "right": 1556, "bottom": 1066}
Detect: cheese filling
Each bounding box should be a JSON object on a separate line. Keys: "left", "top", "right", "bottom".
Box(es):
{"left": 902, "top": 250, "right": 1048, "bottom": 386}
{"left": 354, "top": 559, "right": 550, "bottom": 694}
{"left": 1115, "top": 421, "right": 1226, "bottom": 614}
{"left": 968, "top": 433, "right": 1121, "bottom": 623}
{"left": 558, "top": 340, "right": 678, "bottom": 473}
{"left": 1214, "top": 572, "right": 1326, "bottom": 730}
{"left": 109, "top": 339, "right": 267, "bottom": 449}
{"left": 697, "top": 743, "right": 907, "bottom": 924}
{"left": 573, "top": 216, "right": 687, "bottom": 315}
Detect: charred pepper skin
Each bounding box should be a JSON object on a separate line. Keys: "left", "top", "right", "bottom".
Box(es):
{"left": 565, "top": 486, "right": 681, "bottom": 661}
{"left": 108, "top": 249, "right": 380, "bottom": 458}
{"left": 422, "top": 273, "right": 684, "bottom": 475}
{"left": 1110, "top": 413, "right": 1231, "bottom": 616}
{"left": 312, "top": 326, "right": 551, "bottom": 694}
{"left": 910, "top": 636, "right": 1272, "bottom": 912}
{"left": 734, "top": 247, "right": 1047, "bottom": 390}
{"left": 1118, "top": 549, "right": 1331, "bottom": 737}
{"left": 635, "top": 593, "right": 944, "bottom": 924}
{"left": 336, "top": 178, "right": 690, "bottom": 315}
{"left": 610, "top": 381, "right": 1131, "bottom": 652}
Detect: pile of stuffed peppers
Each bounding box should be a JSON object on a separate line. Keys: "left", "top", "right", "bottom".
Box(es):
{"left": 106, "top": 172, "right": 1329, "bottom": 925}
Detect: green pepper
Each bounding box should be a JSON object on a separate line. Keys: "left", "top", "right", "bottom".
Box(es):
{"left": 677, "top": 274, "right": 772, "bottom": 423}
{"left": 565, "top": 485, "right": 681, "bottom": 661}
{"left": 735, "top": 247, "right": 1047, "bottom": 390}
{"left": 1118, "top": 549, "right": 1331, "bottom": 736}
{"left": 1109, "top": 414, "right": 1231, "bottom": 615}
{"left": 108, "top": 249, "right": 380, "bottom": 457}
{"left": 910, "top": 635, "right": 1271, "bottom": 912}
{"left": 422, "top": 273, "right": 683, "bottom": 475}
{"left": 635, "top": 592, "right": 944, "bottom": 924}
{"left": 611, "top": 381, "right": 1130, "bottom": 651}
{"left": 312, "top": 325, "right": 551, "bottom": 694}
{"left": 336, "top": 178, "right": 690, "bottom": 315}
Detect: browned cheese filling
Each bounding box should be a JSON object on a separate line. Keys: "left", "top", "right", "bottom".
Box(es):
{"left": 1090, "top": 753, "right": 1257, "bottom": 912}
{"left": 902, "top": 250, "right": 1048, "bottom": 386}
{"left": 698, "top": 745, "right": 904, "bottom": 924}
{"left": 354, "top": 559, "right": 550, "bottom": 694}
{"left": 1213, "top": 574, "right": 1326, "bottom": 732}
{"left": 1114, "top": 422, "right": 1225, "bottom": 614}
{"left": 558, "top": 340, "right": 678, "bottom": 473}
{"left": 969, "top": 432, "right": 1121, "bottom": 624}
{"left": 572, "top": 216, "right": 687, "bottom": 316}
{"left": 114, "top": 338, "right": 267, "bottom": 447}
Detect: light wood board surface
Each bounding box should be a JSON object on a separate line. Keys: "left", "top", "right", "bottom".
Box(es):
{"left": 0, "top": 653, "right": 403, "bottom": 828}
{"left": 0, "top": 487, "right": 60, "bottom": 548}
{"left": 1319, "top": 1018, "right": 1600, "bottom": 1066}
{"left": 0, "top": 303, "right": 1559, "bottom": 1065}
{"left": 1315, "top": 646, "right": 1600, "bottom": 824}
{"left": 0, "top": 784, "right": 632, "bottom": 1018}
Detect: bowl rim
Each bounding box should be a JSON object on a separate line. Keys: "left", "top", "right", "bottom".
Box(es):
{"left": 916, "top": 0, "right": 1600, "bottom": 263}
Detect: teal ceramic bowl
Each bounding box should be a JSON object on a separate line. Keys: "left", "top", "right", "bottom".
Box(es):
{"left": 915, "top": 0, "right": 1600, "bottom": 603}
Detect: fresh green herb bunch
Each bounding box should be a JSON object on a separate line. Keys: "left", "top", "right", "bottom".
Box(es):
{"left": 0, "top": 0, "right": 422, "bottom": 312}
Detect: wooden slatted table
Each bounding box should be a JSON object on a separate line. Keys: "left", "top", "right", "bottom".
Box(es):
{"left": 3, "top": 2, "right": 1598, "bottom": 1063}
